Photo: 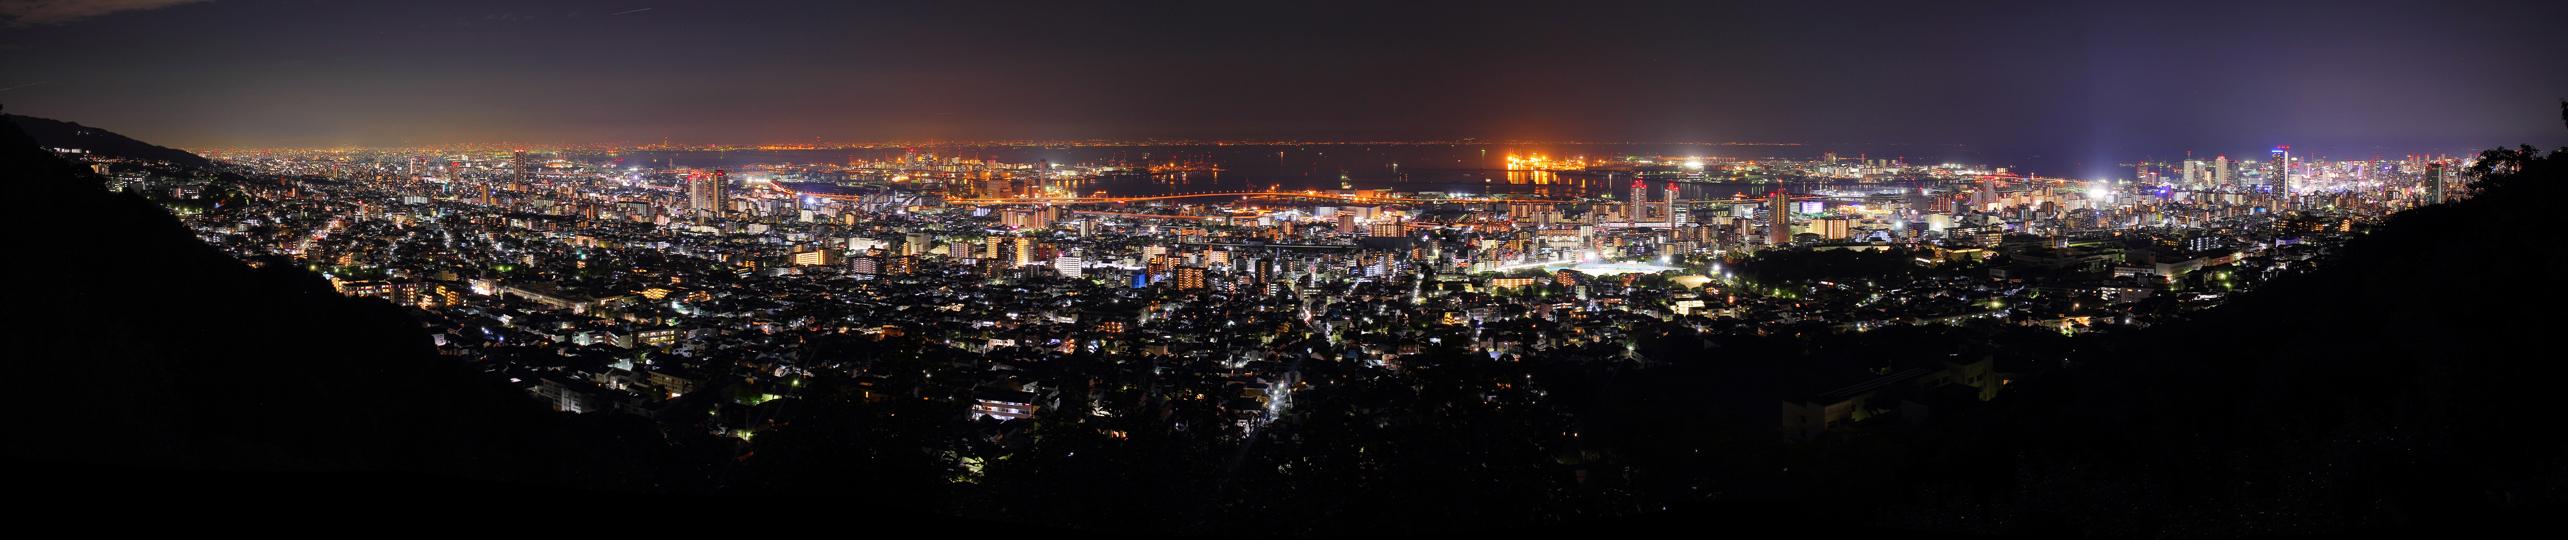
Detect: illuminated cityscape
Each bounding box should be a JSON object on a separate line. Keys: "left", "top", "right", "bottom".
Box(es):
{"left": 3, "top": 0, "right": 2565, "bottom": 536}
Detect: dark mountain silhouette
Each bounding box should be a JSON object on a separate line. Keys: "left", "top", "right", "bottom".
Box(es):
{"left": 0, "top": 111, "right": 1056, "bottom": 533}
{"left": 5, "top": 113, "right": 212, "bottom": 168}
{"left": 1815, "top": 142, "right": 2568, "bottom": 536}
{"left": 0, "top": 114, "right": 687, "bottom": 489}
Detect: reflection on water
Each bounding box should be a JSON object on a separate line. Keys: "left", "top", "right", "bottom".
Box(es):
{"left": 594, "top": 145, "right": 1933, "bottom": 201}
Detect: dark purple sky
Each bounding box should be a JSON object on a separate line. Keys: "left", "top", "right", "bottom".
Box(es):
{"left": 3, "top": 0, "right": 2561, "bottom": 177}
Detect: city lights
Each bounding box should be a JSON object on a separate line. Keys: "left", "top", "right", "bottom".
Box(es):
{"left": 7, "top": 2, "right": 2541, "bottom": 532}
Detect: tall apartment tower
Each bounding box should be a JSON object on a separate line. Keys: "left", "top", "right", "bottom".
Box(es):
{"left": 903, "top": 232, "right": 930, "bottom": 256}
{"left": 2428, "top": 163, "right": 2446, "bottom": 203}
{"left": 1628, "top": 179, "right": 1647, "bottom": 225}
{"left": 697, "top": 172, "right": 715, "bottom": 214}
{"left": 2269, "top": 146, "right": 2290, "bottom": 206}
{"left": 686, "top": 173, "right": 709, "bottom": 213}
{"left": 712, "top": 169, "right": 730, "bottom": 215}
{"left": 1664, "top": 183, "right": 1681, "bottom": 226}
{"left": 1768, "top": 189, "right": 1791, "bottom": 245}
{"left": 512, "top": 149, "right": 532, "bottom": 190}
{"left": 689, "top": 170, "right": 730, "bottom": 216}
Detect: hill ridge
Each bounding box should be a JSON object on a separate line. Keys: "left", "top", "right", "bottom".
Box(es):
{"left": 5, "top": 113, "right": 212, "bottom": 168}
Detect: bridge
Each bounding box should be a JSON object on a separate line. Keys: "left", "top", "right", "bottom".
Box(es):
{"left": 947, "top": 190, "right": 1576, "bottom": 205}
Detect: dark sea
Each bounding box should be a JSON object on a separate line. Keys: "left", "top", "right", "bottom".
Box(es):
{"left": 587, "top": 143, "right": 1992, "bottom": 201}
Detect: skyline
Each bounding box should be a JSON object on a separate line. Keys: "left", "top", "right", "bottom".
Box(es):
{"left": 2, "top": 0, "right": 2563, "bottom": 179}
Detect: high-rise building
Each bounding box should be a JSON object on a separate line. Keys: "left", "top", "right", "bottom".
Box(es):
{"left": 1002, "top": 209, "right": 1051, "bottom": 229}
{"left": 1013, "top": 239, "right": 1035, "bottom": 265}
{"left": 2428, "top": 163, "right": 2446, "bottom": 203}
{"left": 689, "top": 170, "right": 730, "bottom": 216}
{"left": 1054, "top": 256, "right": 1085, "bottom": 278}
{"left": 713, "top": 170, "right": 729, "bottom": 215}
{"left": 1507, "top": 202, "right": 1551, "bottom": 222}
{"left": 2183, "top": 157, "right": 2236, "bottom": 187}
{"left": 1628, "top": 179, "right": 1647, "bottom": 225}
{"left": 2269, "top": 146, "right": 2290, "bottom": 205}
{"left": 512, "top": 149, "right": 532, "bottom": 189}
{"left": 1175, "top": 267, "right": 1208, "bottom": 290}
{"left": 686, "top": 172, "right": 705, "bottom": 213}
{"left": 1368, "top": 217, "right": 1404, "bottom": 238}
{"left": 903, "top": 232, "right": 931, "bottom": 256}
{"left": 1664, "top": 183, "right": 1681, "bottom": 226}
{"left": 1818, "top": 218, "right": 1851, "bottom": 240}
{"left": 980, "top": 175, "right": 1013, "bottom": 198}
{"left": 1768, "top": 189, "right": 1791, "bottom": 245}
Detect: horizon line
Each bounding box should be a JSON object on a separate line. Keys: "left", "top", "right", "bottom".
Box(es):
{"left": 185, "top": 140, "right": 1857, "bottom": 152}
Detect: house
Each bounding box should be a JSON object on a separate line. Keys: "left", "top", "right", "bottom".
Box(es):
{"left": 970, "top": 387, "right": 1040, "bottom": 421}
{"left": 637, "top": 366, "right": 702, "bottom": 398}
{"left": 852, "top": 374, "right": 901, "bottom": 402}
{"left": 1782, "top": 357, "right": 1999, "bottom": 440}
{"left": 633, "top": 326, "right": 685, "bottom": 348}
{"left": 531, "top": 375, "right": 634, "bottom": 415}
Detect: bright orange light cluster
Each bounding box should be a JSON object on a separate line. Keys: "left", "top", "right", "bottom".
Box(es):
{"left": 1504, "top": 154, "right": 1589, "bottom": 171}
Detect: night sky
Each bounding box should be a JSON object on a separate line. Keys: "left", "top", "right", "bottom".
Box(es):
{"left": 3, "top": 0, "right": 2561, "bottom": 177}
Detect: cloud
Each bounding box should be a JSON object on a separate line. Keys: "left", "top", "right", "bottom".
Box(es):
{"left": 0, "top": 0, "right": 213, "bottom": 26}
